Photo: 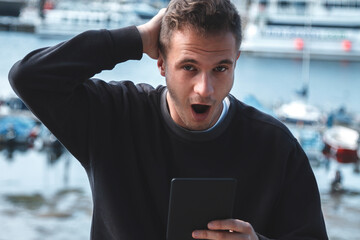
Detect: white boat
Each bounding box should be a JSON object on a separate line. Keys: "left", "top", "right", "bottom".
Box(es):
{"left": 241, "top": 0, "right": 360, "bottom": 61}
{"left": 322, "top": 125, "right": 359, "bottom": 163}
{"left": 35, "top": 1, "right": 146, "bottom": 37}
{"left": 275, "top": 100, "right": 325, "bottom": 126}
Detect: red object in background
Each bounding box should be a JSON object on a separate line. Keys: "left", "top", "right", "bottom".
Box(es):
{"left": 294, "top": 38, "right": 304, "bottom": 51}
{"left": 336, "top": 148, "right": 358, "bottom": 163}
{"left": 322, "top": 143, "right": 359, "bottom": 164}
{"left": 44, "top": 1, "right": 54, "bottom": 10}
{"left": 342, "top": 39, "right": 352, "bottom": 52}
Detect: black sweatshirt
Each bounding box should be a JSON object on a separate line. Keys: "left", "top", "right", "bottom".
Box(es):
{"left": 9, "top": 26, "right": 328, "bottom": 240}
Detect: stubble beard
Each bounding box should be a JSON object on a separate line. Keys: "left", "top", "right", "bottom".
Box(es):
{"left": 166, "top": 86, "right": 219, "bottom": 131}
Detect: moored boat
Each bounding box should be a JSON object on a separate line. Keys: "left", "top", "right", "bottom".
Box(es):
{"left": 241, "top": 0, "right": 360, "bottom": 61}
{"left": 36, "top": 1, "right": 142, "bottom": 37}
{"left": 275, "top": 100, "right": 325, "bottom": 126}
{"left": 322, "top": 125, "right": 359, "bottom": 163}
{"left": 35, "top": 1, "right": 161, "bottom": 37}
{"left": 0, "top": 115, "right": 40, "bottom": 146}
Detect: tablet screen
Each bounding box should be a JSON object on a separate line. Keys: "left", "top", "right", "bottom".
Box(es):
{"left": 166, "top": 178, "right": 237, "bottom": 240}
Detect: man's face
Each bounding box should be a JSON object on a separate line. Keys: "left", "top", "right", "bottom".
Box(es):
{"left": 158, "top": 28, "right": 240, "bottom": 131}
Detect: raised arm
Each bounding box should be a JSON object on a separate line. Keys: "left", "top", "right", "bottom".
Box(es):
{"left": 8, "top": 8, "right": 165, "bottom": 167}
{"left": 8, "top": 25, "right": 144, "bottom": 165}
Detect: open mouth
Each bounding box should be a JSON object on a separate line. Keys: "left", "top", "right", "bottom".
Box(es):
{"left": 191, "top": 104, "right": 210, "bottom": 114}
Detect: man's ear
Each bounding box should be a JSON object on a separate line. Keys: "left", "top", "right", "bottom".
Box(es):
{"left": 157, "top": 53, "right": 166, "bottom": 77}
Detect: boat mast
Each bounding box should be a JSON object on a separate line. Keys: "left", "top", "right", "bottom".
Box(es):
{"left": 301, "top": 0, "right": 312, "bottom": 101}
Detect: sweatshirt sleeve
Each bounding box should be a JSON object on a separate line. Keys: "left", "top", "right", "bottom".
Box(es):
{"left": 271, "top": 142, "right": 328, "bottom": 239}
{"left": 8, "top": 26, "right": 143, "bottom": 166}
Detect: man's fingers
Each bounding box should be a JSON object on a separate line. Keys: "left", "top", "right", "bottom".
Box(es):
{"left": 154, "top": 8, "right": 166, "bottom": 21}
{"left": 192, "top": 219, "right": 258, "bottom": 240}
{"left": 208, "top": 219, "right": 254, "bottom": 234}
{"left": 137, "top": 8, "right": 166, "bottom": 59}
{"left": 192, "top": 229, "right": 249, "bottom": 240}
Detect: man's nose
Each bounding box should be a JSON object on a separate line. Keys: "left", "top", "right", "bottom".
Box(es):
{"left": 193, "top": 72, "right": 214, "bottom": 97}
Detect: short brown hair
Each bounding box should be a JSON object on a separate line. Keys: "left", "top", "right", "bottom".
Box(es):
{"left": 159, "top": 0, "right": 242, "bottom": 58}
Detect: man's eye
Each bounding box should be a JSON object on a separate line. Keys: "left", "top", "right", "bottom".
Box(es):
{"left": 214, "top": 66, "right": 227, "bottom": 72}
{"left": 183, "top": 65, "right": 195, "bottom": 71}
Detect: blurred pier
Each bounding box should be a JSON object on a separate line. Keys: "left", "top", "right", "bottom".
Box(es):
{"left": 0, "top": 0, "right": 34, "bottom": 32}
{"left": 0, "top": 17, "right": 35, "bottom": 32}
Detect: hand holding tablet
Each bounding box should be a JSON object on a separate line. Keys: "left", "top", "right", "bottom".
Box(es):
{"left": 166, "top": 178, "right": 259, "bottom": 240}
{"left": 192, "top": 218, "right": 259, "bottom": 240}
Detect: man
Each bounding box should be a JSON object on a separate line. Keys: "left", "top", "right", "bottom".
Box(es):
{"left": 9, "top": 0, "right": 328, "bottom": 239}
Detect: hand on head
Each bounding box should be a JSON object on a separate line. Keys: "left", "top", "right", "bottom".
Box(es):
{"left": 137, "top": 8, "right": 166, "bottom": 59}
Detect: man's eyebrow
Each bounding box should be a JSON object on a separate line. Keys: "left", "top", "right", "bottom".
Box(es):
{"left": 176, "top": 58, "right": 234, "bottom": 65}
{"left": 177, "top": 58, "right": 198, "bottom": 65}
{"left": 217, "top": 59, "right": 234, "bottom": 65}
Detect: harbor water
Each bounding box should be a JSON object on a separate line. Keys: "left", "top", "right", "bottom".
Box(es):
{"left": 1, "top": 31, "right": 360, "bottom": 239}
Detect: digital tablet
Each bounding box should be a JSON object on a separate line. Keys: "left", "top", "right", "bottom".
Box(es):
{"left": 166, "top": 178, "right": 237, "bottom": 240}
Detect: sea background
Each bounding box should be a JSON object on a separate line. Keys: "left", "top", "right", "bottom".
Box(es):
{"left": 1, "top": 9, "right": 360, "bottom": 240}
